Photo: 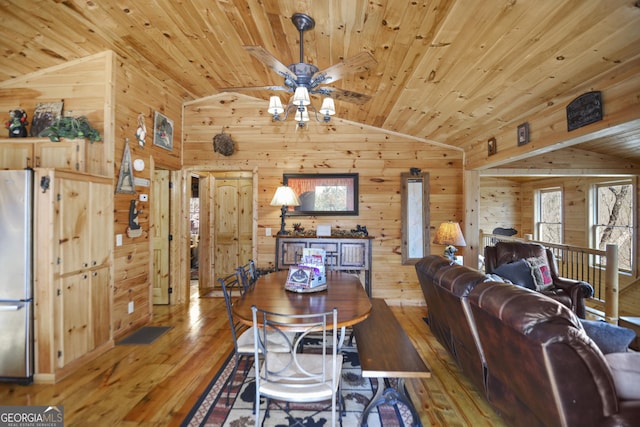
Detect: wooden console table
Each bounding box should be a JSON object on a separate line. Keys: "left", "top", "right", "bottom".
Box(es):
{"left": 275, "top": 236, "right": 374, "bottom": 297}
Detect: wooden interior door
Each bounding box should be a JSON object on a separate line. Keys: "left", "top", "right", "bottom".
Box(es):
{"left": 152, "top": 169, "right": 170, "bottom": 304}
{"left": 197, "top": 174, "right": 213, "bottom": 291}
{"left": 212, "top": 174, "right": 253, "bottom": 282}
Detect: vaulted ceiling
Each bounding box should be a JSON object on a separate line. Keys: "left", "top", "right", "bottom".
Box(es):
{"left": 1, "top": 0, "right": 639, "bottom": 168}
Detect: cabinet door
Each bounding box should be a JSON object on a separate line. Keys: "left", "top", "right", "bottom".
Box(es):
{"left": 59, "top": 272, "right": 90, "bottom": 367}
{"left": 279, "top": 241, "right": 307, "bottom": 268}
{"left": 0, "top": 142, "right": 32, "bottom": 169}
{"left": 90, "top": 267, "right": 111, "bottom": 348}
{"left": 340, "top": 241, "right": 368, "bottom": 268}
{"left": 89, "top": 182, "right": 112, "bottom": 268}
{"left": 35, "top": 140, "right": 85, "bottom": 171}
{"left": 58, "top": 178, "right": 90, "bottom": 274}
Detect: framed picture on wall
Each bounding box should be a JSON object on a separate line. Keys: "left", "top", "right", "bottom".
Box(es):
{"left": 30, "top": 101, "right": 63, "bottom": 137}
{"left": 153, "top": 111, "right": 174, "bottom": 150}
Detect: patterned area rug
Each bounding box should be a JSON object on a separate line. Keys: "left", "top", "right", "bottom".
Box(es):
{"left": 181, "top": 338, "right": 413, "bottom": 426}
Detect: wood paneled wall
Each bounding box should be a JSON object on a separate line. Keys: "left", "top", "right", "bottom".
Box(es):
{"left": 111, "top": 56, "right": 184, "bottom": 338}
{"left": 479, "top": 177, "right": 521, "bottom": 236}
{"left": 183, "top": 93, "right": 464, "bottom": 305}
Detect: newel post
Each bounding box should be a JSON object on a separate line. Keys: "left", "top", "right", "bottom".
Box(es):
{"left": 604, "top": 244, "right": 619, "bottom": 324}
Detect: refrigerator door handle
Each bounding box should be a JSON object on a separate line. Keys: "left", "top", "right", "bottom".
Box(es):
{"left": 0, "top": 303, "right": 24, "bottom": 311}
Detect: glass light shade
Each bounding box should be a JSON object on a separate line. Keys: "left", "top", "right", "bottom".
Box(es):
{"left": 319, "top": 97, "right": 336, "bottom": 116}
{"left": 433, "top": 221, "right": 467, "bottom": 246}
{"left": 292, "top": 87, "right": 311, "bottom": 106}
{"left": 294, "top": 107, "right": 310, "bottom": 122}
{"left": 270, "top": 186, "right": 301, "bottom": 207}
{"left": 267, "top": 96, "right": 284, "bottom": 115}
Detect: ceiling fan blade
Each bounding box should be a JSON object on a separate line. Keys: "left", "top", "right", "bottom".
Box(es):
{"left": 313, "top": 86, "right": 372, "bottom": 105}
{"left": 312, "top": 52, "right": 377, "bottom": 85}
{"left": 218, "top": 85, "right": 292, "bottom": 93}
{"left": 243, "top": 46, "right": 297, "bottom": 81}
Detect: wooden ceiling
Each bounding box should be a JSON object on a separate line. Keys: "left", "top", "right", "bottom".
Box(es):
{"left": 1, "top": 0, "right": 639, "bottom": 169}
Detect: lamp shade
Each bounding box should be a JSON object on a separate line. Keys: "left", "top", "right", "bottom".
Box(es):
{"left": 270, "top": 186, "right": 301, "bottom": 207}
{"left": 292, "top": 87, "right": 311, "bottom": 106}
{"left": 268, "top": 96, "right": 284, "bottom": 115}
{"left": 319, "top": 97, "right": 336, "bottom": 116}
{"left": 433, "top": 221, "right": 467, "bottom": 246}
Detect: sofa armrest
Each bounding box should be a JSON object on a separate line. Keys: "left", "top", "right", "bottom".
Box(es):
{"left": 553, "top": 276, "right": 594, "bottom": 298}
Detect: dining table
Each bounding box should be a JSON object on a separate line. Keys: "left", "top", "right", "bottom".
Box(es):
{"left": 232, "top": 270, "right": 372, "bottom": 334}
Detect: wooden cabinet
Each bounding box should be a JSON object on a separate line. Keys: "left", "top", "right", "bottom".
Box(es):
{"left": 275, "top": 236, "right": 374, "bottom": 296}
{"left": 0, "top": 138, "right": 85, "bottom": 171}
{"left": 34, "top": 169, "right": 113, "bottom": 382}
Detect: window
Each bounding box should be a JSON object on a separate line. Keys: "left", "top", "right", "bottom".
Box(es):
{"left": 536, "top": 187, "right": 563, "bottom": 243}
{"left": 593, "top": 181, "right": 634, "bottom": 271}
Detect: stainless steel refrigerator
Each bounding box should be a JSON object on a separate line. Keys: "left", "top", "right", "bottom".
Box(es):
{"left": 0, "top": 169, "right": 34, "bottom": 384}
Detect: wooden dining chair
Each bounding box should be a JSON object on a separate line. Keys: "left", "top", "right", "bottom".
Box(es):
{"left": 218, "top": 272, "right": 291, "bottom": 406}
{"left": 251, "top": 306, "right": 343, "bottom": 427}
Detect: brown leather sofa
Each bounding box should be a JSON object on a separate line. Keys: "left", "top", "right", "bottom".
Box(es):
{"left": 484, "top": 241, "right": 593, "bottom": 318}
{"left": 416, "top": 255, "right": 640, "bottom": 427}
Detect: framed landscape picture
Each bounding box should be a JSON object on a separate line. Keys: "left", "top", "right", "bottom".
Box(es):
{"left": 153, "top": 111, "right": 174, "bottom": 150}
{"left": 283, "top": 173, "right": 359, "bottom": 216}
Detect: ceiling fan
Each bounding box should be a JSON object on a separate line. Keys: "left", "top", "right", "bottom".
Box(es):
{"left": 219, "top": 13, "right": 377, "bottom": 106}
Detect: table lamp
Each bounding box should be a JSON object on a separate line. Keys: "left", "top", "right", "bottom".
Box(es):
{"left": 433, "top": 221, "right": 467, "bottom": 261}
{"left": 270, "top": 185, "right": 300, "bottom": 236}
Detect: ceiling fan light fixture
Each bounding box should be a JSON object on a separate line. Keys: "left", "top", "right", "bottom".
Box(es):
{"left": 268, "top": 96, "right": 285, "bottom": 115}
{"left": 292, "top": 87, "right": 311, "bottom": 106}
{"left": 319, "top": 97, "right": 336, "bottom": 119}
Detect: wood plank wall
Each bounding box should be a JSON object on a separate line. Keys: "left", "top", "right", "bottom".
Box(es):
{"left": 182, "top": 93, "right": 464, "bottom": 305}
{"left": 479, "top": 177, "right": 521, "bottom": 236}
{"left": 111, "top": 55, "right": 184, "bottom": 338}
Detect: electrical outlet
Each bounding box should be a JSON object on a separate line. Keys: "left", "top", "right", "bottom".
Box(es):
{"left": 265, "top": 227, "right": 272, "bottom": 237}
{"left": 116, "top": 234, "right": 123, "bottom": 246}
{"left": 128, "top": 301, "right": 134, "bottom": 314}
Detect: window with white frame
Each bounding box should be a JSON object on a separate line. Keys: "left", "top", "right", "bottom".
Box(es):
{"left": 593, "top": 180, "right": 634, "bottom": 272}
{"left": 536, "top": 187, "right": 563, "bottom": 244}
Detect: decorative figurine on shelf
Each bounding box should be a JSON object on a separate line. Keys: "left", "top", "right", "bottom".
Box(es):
{"left": 351, "top": 224, "right": 369, "bottom": 237}
{"left": 5, "top": 109, "right": 29, "bottom": 137}
{"left": 293, "top": 223, "right": 305, "bottom": 233}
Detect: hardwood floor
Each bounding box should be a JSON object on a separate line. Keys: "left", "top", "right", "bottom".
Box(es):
{"left": 0, "top": 285, "right": 507, "bottom": 427}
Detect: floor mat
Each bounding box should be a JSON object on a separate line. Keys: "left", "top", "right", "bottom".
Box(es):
{"left": 116, "top": 326, "right": 171, "bottom": 345}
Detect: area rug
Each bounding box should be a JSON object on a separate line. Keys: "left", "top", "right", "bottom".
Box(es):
{"left": 182, "top": 338, "right": 413, "bottom": 426}
{"left": 116, "top": 326, "right": 171, "bottom": 345}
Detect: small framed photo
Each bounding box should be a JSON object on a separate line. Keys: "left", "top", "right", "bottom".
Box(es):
{"left": 517, "top": 122, "right": 530, "bottom": 146}
{"left": 487, "top": 137, "right": 497, "bottom": 156}
{"left": 153, "top": 111, "right": 174, "bottom": 150}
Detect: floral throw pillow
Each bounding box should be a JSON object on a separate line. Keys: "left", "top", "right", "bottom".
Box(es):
{"left": 526, "top": 256, "right": 553, "bottom": 291}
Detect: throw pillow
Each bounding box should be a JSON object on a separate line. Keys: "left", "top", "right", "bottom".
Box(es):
{"left": 526, "top": 256, "right": 553, "bottom": 291}
{"left": 580, "top": 319, "right": 636, "bottom": 354}
{"left": 604, "top": 352, "right": 640, "bottom": 400}
{"left": 493, "top": 259, "right": 536, "bottom": 290}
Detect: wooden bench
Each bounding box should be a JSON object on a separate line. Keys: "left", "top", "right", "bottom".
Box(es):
{"left": 352, "top": 298, "right": 430, "bottom": 427}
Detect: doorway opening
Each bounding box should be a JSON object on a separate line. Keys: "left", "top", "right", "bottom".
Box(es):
{"left": 189, "top": 174, "right": 200, "bottom": 298}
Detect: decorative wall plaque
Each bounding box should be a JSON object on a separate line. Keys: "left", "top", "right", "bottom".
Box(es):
{"left": 566, "top": 91, "right": 603, "bottom": 131}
